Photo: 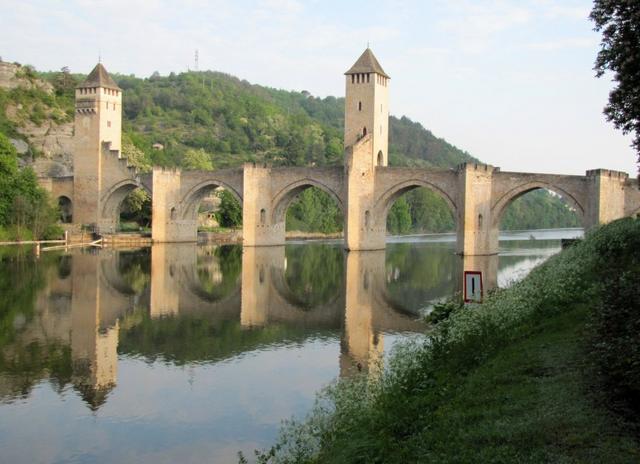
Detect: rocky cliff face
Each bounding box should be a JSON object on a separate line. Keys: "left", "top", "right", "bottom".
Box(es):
{"left": 0, "top": 61, "right": 74, "bottom": 177}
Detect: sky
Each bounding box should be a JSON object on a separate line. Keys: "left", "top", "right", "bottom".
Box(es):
{"left": 1, "top": 0, "right": 637, "bottom": 175}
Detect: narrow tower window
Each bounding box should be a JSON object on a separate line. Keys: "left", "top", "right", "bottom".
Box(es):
{"left": 377, "top": 150, "right": 383, "bottom": 166}
{"left": 358, "top": 101, "right": 362, "bottom": 111}
{"left": 260, "top": 208, "right": 266, "bottom": 225}
{"left": 365, "top": 210, "right": 371, "bottom": 228}
{"left": 362, "top": 126, "right": 367, "bottom": 136}
{"left": 351, "top": 75, "right": 355, "bottom": 84}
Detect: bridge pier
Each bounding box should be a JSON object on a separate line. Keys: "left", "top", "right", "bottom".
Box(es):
{"left": 585, "top": 169, "right": 631, "bottom": 229}
{"left": 456, "top": 163, "right": 499, "bottom": 256}
{"left": 151, "top": 168, "right": 199, "bottom": 242}
{"left": 345, "top": 135, "right": 386, "bottom": 251}
{"left": 242, "top": 164, "right": 286, "bottom": 247}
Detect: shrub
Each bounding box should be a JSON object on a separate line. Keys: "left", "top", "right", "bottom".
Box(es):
{"left": 425, "top": 295, "right": 464, "bottom": 324}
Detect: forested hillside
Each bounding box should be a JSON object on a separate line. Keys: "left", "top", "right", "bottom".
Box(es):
{"left": 0, "top": 62, "right": 581, "bottom": 234}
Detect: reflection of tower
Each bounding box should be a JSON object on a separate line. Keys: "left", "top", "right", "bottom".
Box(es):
{"left": 455, "top": 254, "right": 499, "bottom": 298}
{"left": 340, "top": 251, "right": 386, "bottom": 377}
{"left": 70, "top": 252, "right": 120, "bottom": 410}
{"left": 150, "top": 244, "right": 183, "bottom": 317}
{"left": 240, "top": 246, "right": 285, "bottom": 327}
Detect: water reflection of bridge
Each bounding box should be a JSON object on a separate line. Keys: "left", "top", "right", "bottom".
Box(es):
{"left": 148, "top": 245, "right": 428, "bottom": 376}
{"left": 8, "top": 243, "right": 501, "bottom": 410}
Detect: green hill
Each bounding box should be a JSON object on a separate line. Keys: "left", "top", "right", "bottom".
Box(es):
{"left": 0, "top": 63, "right": 580, "bottom": 233}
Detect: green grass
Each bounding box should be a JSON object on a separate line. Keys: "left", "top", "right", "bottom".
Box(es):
{"left": 414, "top": 305, "right": 639, "bottom": 463}
{"left": 251, "top": 218, "right": 640, "bottom": 463}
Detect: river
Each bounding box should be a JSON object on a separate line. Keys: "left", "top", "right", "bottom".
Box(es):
{"left": 0, "top": 228, "right": 582, "bottom": 463}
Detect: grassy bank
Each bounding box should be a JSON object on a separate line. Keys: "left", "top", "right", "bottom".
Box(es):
{"left": 250, "top": 218, "right": 640, "bottom": 463}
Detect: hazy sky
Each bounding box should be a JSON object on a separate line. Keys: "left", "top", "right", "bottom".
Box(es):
{"left": 2, "top": 0, "right": 637, "bottom": 175}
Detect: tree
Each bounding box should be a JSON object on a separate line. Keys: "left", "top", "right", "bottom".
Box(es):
{"left": 591, "top": 1, "right": 640, "bottom": 172}
{"left": 0, "top": 133, "right": 60, "bottom": 239}
{"left": 121, "top": 136, "right": 152, "bottom": 172}
{"left": 120, "top": 188, "right": 152, "bottom": 227}
{"left": 215, "top": 190, "right": 242, "bottom": 228}
{"left": 387, "top": 197, "right": 412, "bottom": 235}
{"left": 182, "top": 148, "right": 214, "bottom": 170}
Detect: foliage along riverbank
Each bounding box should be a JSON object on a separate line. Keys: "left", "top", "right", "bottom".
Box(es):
{"left": 249, "top": 218, "right": 640, "bottom": 463}
{"left": 0, "top": 133, "right": 61, "bottom": 241}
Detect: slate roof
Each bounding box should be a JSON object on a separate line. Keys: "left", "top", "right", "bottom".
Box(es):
{"left": 77, "top": 63, "right": 121, "bottom": 90}
{"left": 345, "top": 48, "right": 390, "bottom": 78}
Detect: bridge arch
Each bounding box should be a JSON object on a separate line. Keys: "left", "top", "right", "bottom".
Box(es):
{"left": 100, "top": 179, "right": 150, "bottom": 232}
{"left": 270, "top": 178, "right": 345, "bottom": 225}
{"left": 375, "top": 179, "right": 458, "bottom": 228}
{"left": 491, "top": 181, "right": 586, "bottom": 228}
{"left": 179, "top": 179, "right": 243, "bottom": 221}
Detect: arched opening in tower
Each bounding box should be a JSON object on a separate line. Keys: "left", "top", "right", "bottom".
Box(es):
{"left": 58, "top": 196, "right": 73, "bottom": 224}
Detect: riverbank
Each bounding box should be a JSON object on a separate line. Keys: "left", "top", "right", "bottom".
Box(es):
{"left": 254, "top": 218, "right": 640, "bottom": 463}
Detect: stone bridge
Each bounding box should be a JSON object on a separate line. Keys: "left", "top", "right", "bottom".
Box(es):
{"left": 40, "top": 58, "right": 640, "bottom": 255}
{"left": 149, "top": 136, "right": 640, "bottom": 255}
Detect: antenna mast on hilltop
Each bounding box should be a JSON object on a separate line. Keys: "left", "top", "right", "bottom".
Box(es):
{"left": 195, "top": 49, "right": 205, "bottom": 89}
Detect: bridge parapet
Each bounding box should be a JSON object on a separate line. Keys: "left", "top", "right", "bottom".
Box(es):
{"left": 586, "top": 168, "right": 629, "bottom": 180}
{"left": 456, "top": 162, "right": 499, "bottom": 173}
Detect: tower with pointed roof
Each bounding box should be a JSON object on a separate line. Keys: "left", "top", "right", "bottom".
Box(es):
{"left": 73, "top": 63, "right": 122, "bottom": 227}
{"left": 343, "top": 48, "right": 390, "bottom": 251}
{"left": 344, "top": 48, "right": 390, "bottom": 167}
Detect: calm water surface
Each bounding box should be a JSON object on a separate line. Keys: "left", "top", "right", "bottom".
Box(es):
{"left": 0, "top": 229, "right": 582, "bottom": 463}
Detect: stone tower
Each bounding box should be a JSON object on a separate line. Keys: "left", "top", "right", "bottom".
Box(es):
{"left": 344, "top": 49, "right": 390, "bottom": 250}
{"left": 73, "top": 63, "right": 122, "bottom": 228}
{"left": 344, "top": 48, "right": 390, "bottom": 166}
